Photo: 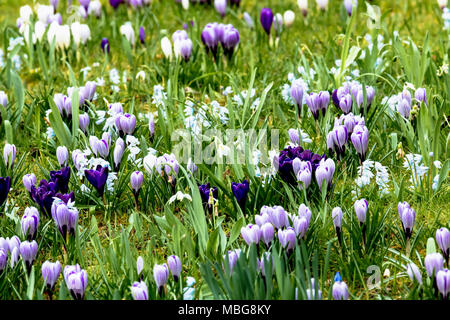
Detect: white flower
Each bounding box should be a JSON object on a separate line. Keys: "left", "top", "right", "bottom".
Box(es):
{"left": 71, "top": 22, "right": 91, "bottom": 46}
{"left": 283, "top": 10, "right": 295, "bottom": 27}
{"left": 136, "top": 71, "right": 146, "bottom": 81}
{"left": 47, "top": 22, "right": 70, "bottom": 50}
{"left": 34, "top": 21, "right": 47, "bottom": 42}
{"left": 181, "top": 0, "right": 189, "bottom": 10}
{"left": 120, "top": 22, "right": 135, "bottom": 45}
{"left": 168, "top": 191, "right": 192, "bottom": 204}
{"left": 36, "top": 4, "right": 54, "bottom": 24}
{"left": 161, "top": 37, "right": 173, "bottom": 59}
{"left": 20, "top": 5, "right": 33, "bottom": 24}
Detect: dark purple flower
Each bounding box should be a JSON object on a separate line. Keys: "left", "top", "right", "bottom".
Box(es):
{"left": 30, "top": 178, "right": 74, "bottom": 217}
{"left": 49, "top": 167, "right": 71, "bottom": 194}
{"left": 222, "top": 25, "right": 239, "bottom": 59}
{"left": 85, "top": 166, "right": 109, "bottom": 197}
{"left": 101, "top": 37, "right": 110, "bottom": 53}
{"left": 260, "top": 8, "right": 273, "bottom": 36}
{"left": 139, "top": 26, "right": 145, "bottom": 44}
{"left": 199, "top": 183, "right": 218, "bottom": 214}
{"left": 109, "top": 0, "right": 122, "bottom": 9}
{"left": 231, "top": 180, "right": 249, "bottom": 212}
{"left": 201, "top": 23, "right": 219, "bottom": 58}
{"left": 0, "top": 176, "right": 11, "bottom": 208}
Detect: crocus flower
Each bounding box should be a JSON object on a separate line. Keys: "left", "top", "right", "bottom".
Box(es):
{"left": 0, "top": 176, "right": 11, "bottom": 208}
{"left": 354, "top": 199, "right": 368, "bottom": 225}
{"left": 0, "top": 249, "right": 7, "bottom": 274}
{"left": 436, "top": 227, "right": 450, "bottom": 263}
{"left": 283, "top": 10, "right": 295, "bottom": 27}
{"left": 64, "top": 264, "right": 88, "bottom": 300}
{"left": 49, "top": 166, "right": 71, "bottom": 194}
{"left": 3, "top": 143, "right": 16, "bottom": 170}
{"left": 139, "top": 26, "right": 145, "bottom": 44}
{"left": 161, "top": 37, "right": 173, "bottom": 59}
{"left": 316, "top": 0, "right": 328, "bottom": 10}
{"left": 293, "top": 216, "right": 309, "bottom": 239}
{"left": 137, "top": 256, "right": 144, "bottom": 280}
{"left": 113, "top": 138, "right": 125, "bottom": 172}
{"left": 0, "top": 91, "right": 7, "bottom": 107}
{"left": 21, "top": 207, "right": 39, "bottom": 241}
{"left": 56, "top": 146, "right": 69, "bottom": 167}
{"left": 116, "top": 113, "right": 137, "bottom": 136}
{"left": 424, "top": 252, "right": 444, "bottom": 277}
{"left": 41, "top": 260, "right": 61, "bottom": 291}
{"left": 315, "top": 158, "right": 335, "bottom": 190}
{"left": 19, "top": 240, "right": 38, "bottom": 274}
{"left": 88, "top": 0, "right": 101, "bottom": 17}
{"left": 397, "top": 97, "right": 411, "bottom": 119}
{"left": 31, "top": 180, "right": 73, "bottom": 217}
{"left": 351, "top": 124, "right": 369, "bottom": 161}
{"left": 120, "top": 22, "right": 135, "bottom": 45}
{"left": 305, "top": 93, "right": 321, "bottom": 120}
{"left": 291, "top": 79, "right": 304, "bottom": 114}
{"left": 178, "top": 39, "right": 193, "bottom": 61}
{"left": 398, "top": 202, "right": 415, "bottom": 239}
{"left": 332, "top": 272, "right": 349, "bottom": 300}
{"left": 231, "top": 180, "right": 249, "bottom": 212}
{"left": 168, "top": 255, "right": 182, "bottom": 281}
{"left": 332, "top": 207, "right": 343, "bottom": 241}
{"left": 101, "top": 37, "right": 110, "bottom": 53}
{"left": 306, "top": 278, "right": 322, "bottom": 300}
{"left": 260, "top": 223, "right": 274, "bottom": 247}
{"left": 331, "top": 125, "right": 348, "bottom": 159}
{"left": 109, "top": 0, "right": 122, "bottom": 10}
{"left": 273, "top": 13, "right": 283, "bottom": 35}
{"left": 406, "top": 263, "right": 422, "bottom": 285}
{"left": 130, "top": 171, "right": 144, "bottom": 195}
{"left": 298, "top": 0, "right": 308, "bottom": 16}
{"left": 79, "top": 113, "right": 90, "bottom": 133}
{"left": 23, "top": 173, "right": 37, "bottom": 194}
{"left": 198, "top": 183, "right": 218, "bottom": 214}
{"left": 243, "top": 12, "right": 254, "bottom": 28}
{"left": 436, "top": 269, "right": 450, "bottom": 299}
{"left": 222, "top": 26, "right": 240, "bottom": 59}
{"left": 85, "top": 165, "right": 109, "bottom": 197}
{"left": 201, "top": 23, "right": 218, "bottom": 58}
{"left": 260, "top": 8, "right": 274, "bottom": 36}
{"left": 267, "top": 206, "right": 289, "bottom": 229}
{"left": 51, "top": 199, "right": 79, "bottom": 239}
{"left": 241, "top": 224, "right": 261, "bottom": 245}
{"left": 153, "top": 263, "right": 169, "bottom": 295}
{"left": 214, "top": 0, "right": 226, "bottom": 17}
{"left": 415, "top": 88, "right": 428, "bottom": 106}
{"left": 131, "top": 281, "right": 148, "bottom": 300}
{"left": 344, "top": 0, "right": 357, "bottom": 16}
{"left": 223, "top": 249, "right": 241, "bottom": 274}
{"left": 89, "top": 133, "right": 110, "bottom": 158}
{"left": 278, "top": 227, "right": 297, "bottom": 253}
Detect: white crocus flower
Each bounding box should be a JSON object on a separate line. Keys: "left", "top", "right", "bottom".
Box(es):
{"left": 120, "top": 22, "right": 135, "bottom": 45}
{"left": 161, "top": 36, "right": 173, "bottom": 59}
{"left": 47, "top": 22, "right": 70, "bottom": 50}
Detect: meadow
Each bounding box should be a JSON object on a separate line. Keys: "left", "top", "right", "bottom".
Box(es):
{"left": 0, "top": 0, "right": 449, "bottom": 300}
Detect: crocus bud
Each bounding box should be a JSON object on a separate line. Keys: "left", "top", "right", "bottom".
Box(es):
{"left": 293, "top": 216, "right": 309, "bottom": 239}
{"left": 344, "top": 0, "right": 357, "bottom": 16}
{"left": 41, "top": 260, "right": 61, "bottom": 291}
{"left": 178, "top": 39, "right": 193, "bottom": 61}
{"left": 260, "top": 8, "right": 274, "bottom": 36}
{"left": 223, "top": 249, "right": 241, "bottom": 274}
{"left": 332, "top": 207, "right": 343, "bottom": 230}
{"left": 273, "top": 13, "right": 283, "bottom": 35}
{"left": 269, "top": 206, "right": 289, "bottom": 229}
{"left": 283, "top": 10, "right": 295, "bottom": 27}
{"left": 243, "top": 12, "right": 254, "bottom": 28}
{"left": 51, "top": 199, "right": 79, "bottom": 239}
{"left": 201, "top": 24, "right": 218, "bottom": 58}
{"left": 101, "top": 37, "right": 110, "bottom": 53}
{"left": 168, "top": 255, "right": 182, "bottom": 281}
{"left": 339, "top": 93, "right": 353, "bottom": 114}
{"left": 438, "top": 0, "right": 448, "bottom": 9}
{"left": 88, "top": 0, "right": 102, "bottom": 17}
{"left": 19, "top": 240, "right": 38, "bottom": 274}
{"left": 231, "top": 180, "right": 249, "bottom": 212}
{"left": 306, "top": 92, "right": 322, "bottom": 120}
{"left": 332, "top": 272, "right": 349, "bottom": 300}
{"left": 0, "top": 91, "right": 7, "bottom": 107}
{"left": 354, "top": 199, "right": 368, "bottom": 225}
{"left": 0, "top": 249, "right": 7, "bottom": 274}
{"left": 56, "top": 146, "right": 69, "bottom": 167}
{"left": 161, "top": 37, "right": 173, "bottom": 59}
{"left": 120, "top": 22, "right": 135, "bottom": 45}
{"left": 71, "top": 22, "right": 91, "bottom": 46}
{"left": 47, "top": 22, "right": 71, "bottom": 50}
{"left": 398, "top": 202, "right": 415, "bottom": 239}
{"left": 84, "top": 166, "right": 109, "bottom": 197}
{"left": 424, "top": 252, "right": 444, "bottom": 277}
{"left": 315, "top": 158, "right": 335, "bottom": 190}
{"left": 21, "top": 207, "right": 39, "bottom": 241}
{"left": 406, "top": 263, "right": 422, "bottom": 285}
{"left": 50, "top": 0, "right": 59, "bottom": 11}
{"left": 414, "top": 88, "right": 428, "bottom": 106}
{"left": 79, "top": 113, "right": 90, "bottom": 133}
{"left": 214, "top": 0, "right": 227, "bottom": 18}
{"left": 114, "top": 138, "right": 125, "bottom": 172}
{"left": 298, "top": 0, "right": 308, "bottom": 16}
{"left": 131, "top": 281, "right": 148, "bottom": 300}
{"left": 291, "top": 79, "right": 304, "bottom": 113}
{"left": 222, "top": 26, "right": 240, "bottom": 59}
{"left": 64, "top": 264, "right": 88, "bottom": 300}
{"left": 316, "top": 0, "right": 328, "bottom": 10}
{"left": 153, "top": 263, "right": 169, "bottom": 295}
{"left": 351, "top": 124, "right": 369, "bottom": 161}
{"left": 397, "top": 98, "right": 411, "bottom": 119}
{"left": 115, "top": 113, "right": 137, "bottom": 136}
{"left": 241, "top": 224, "right": 261, "bottom": 245}
{"left": 3, "top": 143, "right": 16, "bottom": 170}
{"left": 436, "top": 269, "right": 450, "bottom": 300}
{"left": 23, "top": 173, "right": 37, "bottom": 193}
{"left": 278, "top": 227, "right": 297, "bottom": 253}
{"left": 130, "top": 171, "right": 144, "bottom": 193}
{"left": 260, "top": 223, "right": 274, "bottom": 247}
{"left": 436, "top": 227, "right": 450, "bottom": 263}
{"left": 139, "top": 26, "right": 145, "bottom": 44}
{"left": 137, "top": 256, "right": 144, "bottom": 278}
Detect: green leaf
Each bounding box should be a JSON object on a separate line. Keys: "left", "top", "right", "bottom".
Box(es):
{"left": 426, "top": 237, "right": 436, "bottom": 255}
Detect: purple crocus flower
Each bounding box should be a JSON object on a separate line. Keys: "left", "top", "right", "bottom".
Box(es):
{"left": 222, "top": 26, "right": 240, "bottom": 59}
{"left": 109, "top": 0, "right": 122, "bottom": 9}
{"left": 223, "top": 249, "right": 241, "bottom": 274}
{"left": 436, "top": 269, "right": 450, "bottom": 300}
{"left": 137, "top": 256, "right": 144, "bottom": 279}
{"left": 424, "top": 252, "right": 444, "bottom": 277}
{"left": 51, "top": 199, "right": 79, "bottom": 239}
{"left": 49, "top": 166, "right": 71, "bottom": 194}
{"left": 201, "top": 23, "right": 219, "bottom": 58}
{"left": 56, "top": 146, "right": 69, "bottom": 167}
{"left": 293, "top": 216, "right": 309, "bottom": 239}
{"left": 85, "top": 165, "right": 109, "bottom": 197}
{"left": 339, "top": 94, "right": 353, "bottom": 114}
{"left": 199, "top": 183, "right": 218, "bottom": 214}
{"left": 350, "top": 124, "right": 369, "bottom": 161}
{"left": 79, "top": 0, "right": 90, "bottom": 10}
{"left": 139, "top": 26, "right": 145, "bottom": 44}
{"left": 21, "top": 207, "right": 39, "bottom": 241}
{"left": 179, "top": 39, "right": 193, "bottom": 61}
{"left": 131, "top": 281, "right": 148, "bottom": 300}
{"left": 331, "top": 125, "right": 348, "bottom": 159}
{"left": 79, "top": 113, "right": 90, "bottom": 133}
{"left": 260, "top": 222, "right": 274, "bottom": 247}
{"left": 260, "top": 8, "right": 274, "bottom": 36}
{"left": 332, "top": 272, "right": 349, "bottom": 300}
{"left": 168, "top": 255, "right": 182, "bottom": 281}
{"left": 315, "top": 158, "right": 335, "bottom": 190}
{"left": 415, "top": 88, "right": 428, "bottom": 106}
{"left": 0, "top": 249, "right": 7, "bottom": 274}
{"left": 41, "top": 260, "right": 61, "bottom": 291}
{"left": 153, "top": 263, "right": 169, "bottom": 295}
{"left": 30, "top": 179, "right": 74, "bottom": 217}
{"left": 115, "top": 113, "right": 137, "bottom": 136}
{"left": 241, "top": 224, "right": 261, "bottom": 245}
{"left": 19, "top": 240, "right": 38, "bottom": 274}
{"left": 64, "top": 264, "right": 88, "bottom": 300}
{"left": 23, "top": 173, "right": 37, "bottom": 195}
{"left": 113, "top": 138, "right": 125, "bottom": 172}
{"left": 3, "top": 143, "right": 16, "bottom": 170}
{"left": 80, "top": 81, "right": 97, "bottom": 102}
{"left": 332, "top": 207, "right": 343, "bottom": 244}
{"left": 397, "top": 97, "right": 411, "bottom": 119}
{"left": 344, "top": 0, "right": 357, "bottom": 16}
{"left": 436, "top": 227, "right": 450, "bottom": 264}
{"left": 231, "top": 179, "right": 249, "bottom": 212}
{"left": 290, "top": 80, "right": 304, "bottom": 114}
{"left": 89, "top": 133, "right": 110, "bottom": 158}
{"left": 354, "top": 199, "right": 368, "bottom": 225}
{"left": 305, "top": 92, "right": 322, "bottom": 120}
{"left": 318, "top": 91, "right": 330, "bottom": 116}
{"left": 406, "top": 263, "right": 422, "bottom": 285}
{"left": 278, "top": 227, "right": 297, "bottom": 253}
{"left": 0, "top": 176, "right": 11, "bottom": 208}
{"left": 397, "top": 202, "right": 415, "bottom": 239}
{"left": 101, "top": 37, "right": 110, "bottom": 53}
{"left": 214, "top": 0, "right": 227, "bottom": 18}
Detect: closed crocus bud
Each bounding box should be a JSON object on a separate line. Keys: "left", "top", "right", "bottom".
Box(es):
{"left": 19, "top": 240, "right": 38, "bottom": 274}
{"left": 21, "top": 207, "right": 39, "bottom": 241}
{"left": 0, "top": 249, "right": 7, "bottom": 273}
{"left": 3, "top": 143, "right": 16, "bottom": 169}
{"left": 130, "top": 171, "right": 144, "bottom": 193}
{"left": 168, "top": 255, "right": 182, "bottom": 281}
{"left": 260, "top": 223, "right": 274, "bottom": 247}
{"left": 0, "top": 91, "right": 7, "bottom": 107}
{"left": 291, "top": 80, "right": 304, "bottom": 113}
{"left": 120, "top": 22, "right": 135, "bottom": 45}
{"left": 161, "top": 37, "right": 173, "bottom": 59}
{"left": 269, "top": 206, "right": 289, "bottom": 229}
{"left": 131, "top": 281, "right": 148, "bottom": 300}
{"left": 344, "top": 0, "right": 357, "bottom": 16}
{"left": 51, "top": 199, "right": 79, "bottom": 239}
{"left": 315, "top": 158, "right": 335, "bottom": 190}
{"left": 243, "top": 12, "right": 254, "bottom": 28}
{"left": 318, "top": 91, "right": 330, "bottom": 115}
{"left": 415, "top": 88, "right": 428, "bottom": 106}
{"left": 139, "top": 26, "right": 145, "bottom": 44}
{"left": 201, "top": 24, "right": 218, "bottom": 57}
{"left": 332, "top": 272, "right": 349, "bottom": 300}
{"left": 306, "top": 93, "right": 321, "bottom": 120}
{"left": 298, "top": 0, "right": 308, "bottom": 16}
{"left": 64, "top": 264, "right": 88, "bottom": 300}
{"left": 436, "top": 227, "right": 450, "bottom": 263}
{"left": 289, "top": 129, "right": 300, "bottom": 145}
{"left": 397, "top": 98, "right": 411, "bottom": 119}
{"left": 222, "top": 26, "right": 240, "bottom": 59}
{"left": 114, "top": 139, "right": 125, "bottom": 172}
{"left": 101, "top": 37, "right": 110, "bottom": 53}
{"left": 398, "top": 204, "right": 415, "bottom": 239}
{"left": 88, "top": 0, "right": 102, "bottom": 17}
{"left": 231, "top": 180, "right": 249, "bottom": 212}
{"left": 153, "top": 263, "right": 169, "bottom": 295}
{"left": 436, "top": 269, "right": 450, "bottom": 300}
{"left": 181, "top": 0, "right": 189, "bottom": 10}
{"left": 351, "top": 124, "right": 369, "bottom": 161}
{"left": 179, "top": 39, "right": 193, "bottom": 61}
{"left": 81, "top": 81, "right": 96, "bottom": 101}
{"left": 71, "top": 22, "right": 91, "bottom": 45}
{"left": 109, "top": 0, "right": 123, "bottom": 9}
{"left": 50, "top": 0, "right": 59, "bottom": 11}
{"left": 293, "top": 216, "right": 309, "bottom": 239}
{"left": 214, "top": 0, "right": 227, "bottom": 18}
{"left": 79, "top": 113, "right": 90, "bottom": 133}
{"left": 354, "top": 199, "right": 368, "bottom": 225}
{"left": 425, "top": 252, "right": 444, "bottom": 277}
{"left": 47, "top": 22, "right": 71, "bottom": 50}
{"left": 316, "top": 0, "right": 328, "bottom": 10}
{"left": 278, "top": 227, "right": 297, "bottom": 253}
{"left": 23, "top": 173, "right": 37, "bottom": 193}
{"left": 283, "top": 10, "right": 295, "bottom": 27}
{"left": 241, "top": 224, "right": 261, "bottom": 245}
{"left": 260, "top": 8, "right": 274, "bottom": 36}
{"left": 332, "top": 125, "right": 348, "bottom": 158}
{"left": 56, "top": 146, "right": 69, "bottom": 167}
{"left": 41, "top": 260, "right": 61, "bottom": 291}
{"left": 332, "top": 207, "right": 343, "bottom": 230}
{"left": 137, "top": 256, "right": 144, "bottom": 279}
{"left": 339, "top": 93, "right": 353, "bottom": 114}
{"left": 406, "top": 263, "right": 422, "bottom": 285}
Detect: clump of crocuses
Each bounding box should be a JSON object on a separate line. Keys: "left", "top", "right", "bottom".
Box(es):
{"left": 201, "top": 22, "right": 239, "bottom": 61}
{"left": 332, "top": 82, "right": 375, "bottom": 115}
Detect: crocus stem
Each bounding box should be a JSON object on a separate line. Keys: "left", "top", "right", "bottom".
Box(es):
{"left": 405, "top": 237, "right": 411, "bottom": 258}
